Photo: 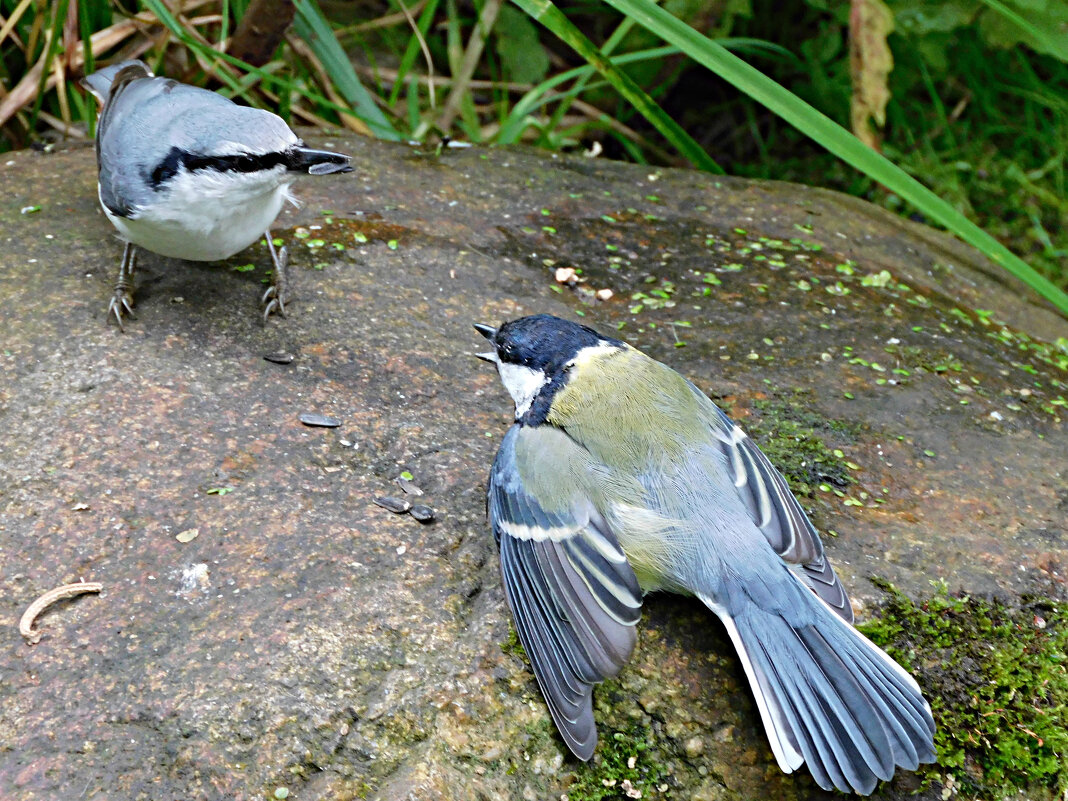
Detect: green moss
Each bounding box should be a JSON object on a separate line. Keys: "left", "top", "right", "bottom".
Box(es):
{"left": 859, "top": 580, "right": 1068, "bottom": 799}
{"left": 567, "top": 723, "right": 666, "bottom": 801}
{"left": 500, "top": 622, "right": 527, "bottom": 659}
{"left": 746, "top": 394, "right": 858, "bottom": 499}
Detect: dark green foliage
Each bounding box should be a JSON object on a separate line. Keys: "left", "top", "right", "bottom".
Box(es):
{"left": 860, "top": 580, "right": 1068, "bottom": 799}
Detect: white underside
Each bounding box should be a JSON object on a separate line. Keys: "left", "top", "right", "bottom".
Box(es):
{"left": 104, "top": 168, "right": 295, "bottom": 261}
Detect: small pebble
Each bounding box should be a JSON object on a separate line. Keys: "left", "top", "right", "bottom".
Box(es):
{"left": 374, "top": 496, "right": 411, "bottom": 514}
{"left": 299, "top": 413, "right": 341, "bottom": 428}
{"left": 555, "top": 267, "right": 577, "bottom": 284}
{"left": 410, "top": 504, "right": 436, "bottom": 523}
{"left": 264, "top": 352, "right": 294, "bottom": 365}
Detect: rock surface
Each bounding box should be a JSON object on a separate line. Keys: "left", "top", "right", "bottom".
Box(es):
{"left": 0, "top": 136, "right": 1064, "bottom": 801}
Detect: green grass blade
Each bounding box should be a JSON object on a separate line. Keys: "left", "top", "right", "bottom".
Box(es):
{"left": 535, "top": 15, "right": 636, "bottom": 148}
{"left": 140, "top": 0, "right": 397, "bottom": 133}
{"left": 512, "top": 0, "right": 722, "bottom": 173}
{"left": 29, "top": 0, "right": 70, "bottom": 130}
{"left": 602, "top": 0, "right": 1068, "bottom": 315}
{"left": 388, "top": 0, "right": 443, "bottom": 109}
{"left": 498, "top": 45, "right": 678, "bottom": 143}
{"left": 977, "top": 0, "right": 1068, "bottom": 61}
{"left": 292, "top": 0, "right": 402, "bottom": 140}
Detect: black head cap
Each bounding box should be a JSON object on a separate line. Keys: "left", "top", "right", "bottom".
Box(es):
{"left": 477, "top": 314, "right": 623, "bottom": 376}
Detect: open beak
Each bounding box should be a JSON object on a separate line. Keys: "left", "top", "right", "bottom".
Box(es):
{"left": 474, "top": 323, "right": 497, "bottom": 363}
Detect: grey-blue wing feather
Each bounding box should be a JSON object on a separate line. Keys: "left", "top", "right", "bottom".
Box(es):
{"left": 489, "top": 425, "right": 643, "bottom": 759}
{"left": 89, "top": 64, "right": 297, "bottom": 217}
{"left": 687, "top": 382, "right": 853, "bottom": 622}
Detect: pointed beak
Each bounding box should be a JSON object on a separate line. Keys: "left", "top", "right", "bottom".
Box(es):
{"left": 474, "top": 323, "right": 498, "bottom": 363}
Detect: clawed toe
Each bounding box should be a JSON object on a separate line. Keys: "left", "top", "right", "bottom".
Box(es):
{"left": 261, "top": 237, "right": 290, "bottom": 323}
{"left": 107, "top": 292, "right": 136, "bottom": 331}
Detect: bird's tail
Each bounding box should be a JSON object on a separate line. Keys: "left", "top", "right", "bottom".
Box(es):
{"left": 286, "top": 146, "right": 353, "bottom": 176}
{"left": 699, "top": 590, "right": 936, "bottom": 795}
{"left": 80, "top": 60, "right": 152, "bottom": 104}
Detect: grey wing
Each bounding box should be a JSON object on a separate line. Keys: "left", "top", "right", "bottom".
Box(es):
{"left": 688, "top": 382, "right": 853, "bottom": 623}
{"left": 489, "top": 425, "right": 643, "bottom": 759}
{"left": 92, "top": 72, "right": 296, "bottom": 218}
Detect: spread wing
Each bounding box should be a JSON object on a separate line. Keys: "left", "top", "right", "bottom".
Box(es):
{"left": 687, "top": 382, "right": 853, "bottom": 623}
{"left": 488, "top": 425, "right": 643, "bottom": 759}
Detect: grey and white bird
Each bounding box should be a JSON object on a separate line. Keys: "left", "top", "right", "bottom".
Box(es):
{"left": 81, "top": 60, "right": 352, "bottom": 329}
{"left": 476, "top": 314, "right": 936, "bottom": 795}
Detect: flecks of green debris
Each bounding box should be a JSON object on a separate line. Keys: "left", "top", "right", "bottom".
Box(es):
{"left": 273, "top": 788, "right": 290, "bottom": 800}
{"left": 387, "top": 239, "right": 399, "bottom": 250}
{"left": 542, "top": 226, "right": 556, "bottom": 234}
{"left": 294, "top": 229, "right": 310, "bottom": 239}
{"left": 400, "top": 471, "right": 414, "bottom": 481}
{"left": 353, "top": 232, "right": 368, "bottom": 243}
{"left": 923, "top": 449, "right": 936, "bottom": 458}
{"left": 540, "top": 208, "right": 551, "bottom": 216}
{"left": 645, "top": 194, "right": 660, "bottom": 202}
{"left": 20, "top": 205, "right": 41, "bottom": 214}
{"left": 861, "top": 269, "right": 893, "bottom": 287}
{"left": 949, "top": 307, "right": 974, "bottom": 326}
{"left": 860, "top": 580, "right": 1068, "bottom": 800}
{"left": 733, "top": 227, "right": 747, "bottom": 234}
{"left": 843, "top": 391, "right": 855, "bottom": 399}
{"left": 702, "top": 273, "right": 722, "bottom": 286}
{"left": 566, "top": 724, "right": 666, "bottom": 801}
{"left": 308, "top": 238, "right": 325, "bottom": 248}
{"left": 721, "top": 263, "right": 744, "bottom": 271}
{"left": 835, "top": 261, "right": 856, "bottom": 275}
{"left": 605, "top": 244, "right": 618, "bottom": 252}
{"left": 206, "top": 487, "right": 234, "bottom": 495}
{"left": 332, "top": 242, "right": 345, "bottom": 251}
{"left": 826, "top": 281, "right": 851, "bottom": 296}
{"left": 601, "top": 215, "right": 617, "bottom": 224}
{"left": 231, "top": 264, "right": 255, "bottom": 272}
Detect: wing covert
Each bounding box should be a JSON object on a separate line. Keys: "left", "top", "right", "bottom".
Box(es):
{"left": 489, "top": 425, "right": 643, "bottom": 759}
{"left": 687, "top": 382, "right": 854, "bottom": 623}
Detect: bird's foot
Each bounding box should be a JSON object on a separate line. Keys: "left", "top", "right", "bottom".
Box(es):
{"left": 262, "top": 236, "right": 289, "bottom": 322}
{"left": 108, "top": 243, "right": 138, "bottom": 332}
{"left": 107, "top": 289, "right": 136, "bottom": 332}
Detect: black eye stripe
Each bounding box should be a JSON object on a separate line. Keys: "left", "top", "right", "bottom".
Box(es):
{"left": 148, "top": 146, "right": 293, "bottom": 189}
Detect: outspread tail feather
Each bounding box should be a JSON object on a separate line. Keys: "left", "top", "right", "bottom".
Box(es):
{"left": 700, "top": 591, "right": 935, "bottom": 795}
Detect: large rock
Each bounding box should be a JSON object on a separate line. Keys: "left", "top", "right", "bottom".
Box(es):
{"left": 0, "top": 136, "right": 1064, "bottom": 801}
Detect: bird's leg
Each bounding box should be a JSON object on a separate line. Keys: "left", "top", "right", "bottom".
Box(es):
{"left": 108, "top": 242, "right": 138, "bottom": 331}
{"left": 261, "top": 232, "right": 289, "bottom": 322}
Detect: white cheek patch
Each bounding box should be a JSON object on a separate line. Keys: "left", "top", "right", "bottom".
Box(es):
{"left": 497, "top": 362, "right": 548, "bottom": 418}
